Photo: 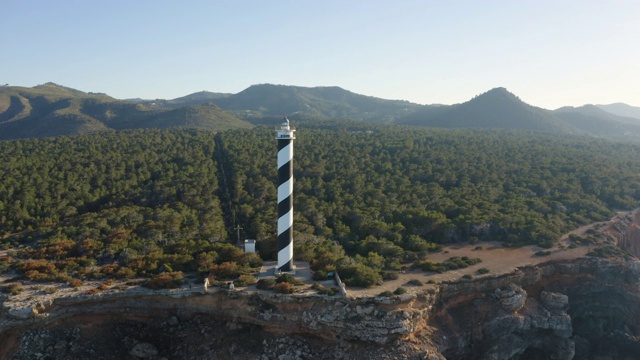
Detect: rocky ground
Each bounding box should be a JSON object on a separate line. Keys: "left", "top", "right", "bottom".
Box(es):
{"left": 7, "top": 313, "right": 431, "bottom": 360}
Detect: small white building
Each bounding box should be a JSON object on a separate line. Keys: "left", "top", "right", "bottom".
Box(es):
{"left": 244, "top": 239, "right": 256, "bottom": 253}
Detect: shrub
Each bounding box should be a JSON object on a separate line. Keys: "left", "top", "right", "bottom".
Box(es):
{"left": 381, "top": 271, "right": 399, "bottom": 281}
{"left": 0, "top": 283, "right": 23, "bottom": 294}
{"left": 23, "top": 270, "right": 55, "bottom": 282}
{"left": 44, "top": 287, "right": 57, "bottom": 294}
{"left": 256, "top": 278, "right": 276, "bottom": 290}
{"left": 97, "top": 283, "right": 110, "bottom": 291}
{"left": 311, "top": 282, "right": 339, "bottom": 296}
{"left": 462, "top": 274, "right": 473, "bottom": 280}
{"left": 100, "top": 264, "right": 119, "bottom": 276}
{"left": 0, "top": 256, "right": 13, "bottom": 272}
{"left": 115, "top": 267, "right": 136, "bottom": 279}
{"left": 69, "top": 279, "right": 83, "bottom": 288}
{"left": 443, "top": 257, "right": 482, "bottom": 270}
{"left": 243, "top": 252, "right": 264, "bottom": 268}
{"left": 15, "top": 259, "right": 58, "bottom": 281}
{"left": 276, "top": 273, "right": 303, "bottom": 286}
{"left": 412, "top": 260, "right": 446, "bottom": 273}
{"left": 378, "top": 291, "right": 393, "bottom": 297}
{"left": 477, "top": 268, "right": 490, "bottom": 275}
{"left": 85, "top": 288, "right": 100, "bottom": 295}
{"left": 587, "top": 245, "right": 627, "bottom": 258}
{"left": 235, "top": 274, "right": 257, "bottom": 287}
{"left": 144, "top": 271, "right": 184, "bottom": 289}
{"left": 569, "top": 234, "right": 582, "bottom": 242}
{"left": 535, "top": 251, "right": 552, "bottom": 257}
{"left": 312, "top": 270, "right": 327, "bottom": 281}
{"left": 393, "top": 287, "right": 407, "bottom": 295}
{"left": 407, "top": 279, "right": 423, "bottom": 286}
{"left": 337, "top": 264, "right": 382, "bottom": 288}
{"left": 273, "top": 282, "right": 295, "bottom": 294}
{"left": 209, "top": 261, "right": 242, "bottom": 279}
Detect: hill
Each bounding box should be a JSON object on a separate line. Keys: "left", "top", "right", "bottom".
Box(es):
{"left": 208, "top": 84, "right": 423, "bottom": 122}
{"left": 596, "top": 103, "right": 640, "bottom": 122}
{"left": 397, "top": 87, "right": 576, "bottom": 133}
{"left": 553, "top": 105, "right": 640, "bottom": 141}
{"left": 0, "top": 83, "right": 251, "bottom": 140}
{"left": 132, "top": 91, "right": 232, "bottom": 109}
{"left": 395, "top": 87, "right": 640, "bottom": 142}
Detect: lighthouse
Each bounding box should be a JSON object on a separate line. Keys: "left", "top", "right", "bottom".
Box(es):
{"left": 276, "top": 116, "right": 296, "bottom": 272}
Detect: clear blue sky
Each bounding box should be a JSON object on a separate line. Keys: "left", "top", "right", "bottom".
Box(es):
{"left": 2, "top": 0, "right": 638, "bottom": 109}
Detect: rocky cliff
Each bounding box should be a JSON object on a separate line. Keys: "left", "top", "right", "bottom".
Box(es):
{"left": 2, "top": 213, "right": 640, "bottom": 359}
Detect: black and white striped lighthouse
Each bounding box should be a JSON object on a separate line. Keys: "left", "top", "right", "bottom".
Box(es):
{"left": 276, "top": 116, "right": 296, "bottom": 272}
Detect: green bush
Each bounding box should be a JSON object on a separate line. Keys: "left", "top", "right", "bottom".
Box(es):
{"left": 276, "top": 273, "right": 303, "bottom": 286}
{"left": 0, "top": 283, "right": 23, "bottom": 295}
{"left": 256, "top": 278, "right": 276, "bottom": 290}
{"left": 235, "top": 274, "right": 257, "bottom": 287}
{"left": 393, "top": 287, "right": 407, "bottom": 295}
{"left": 273, "top": 282, "right": 295, "bottom": 294}
{"left": 209, "top": 261, "right": 242, "bottom": 279}
{"left": 442, "top": 257, "right": 482, "bottom": 270}
{"left": 312, "top": 270, "right": 327, "bottom": 281}
{"left": 337, "top": 264, "right": 382, "bottom": 288}
{"left": 477, "top": 268, "right": 490, "bottom": 275}
{"left": 407, "top": 279, "right": 423, "bottom": 286}
{"left": 144, "top": 271, "right": 184, "bottom": 289}
{"left": 412, "top": 260, "right": 446, "bottom": 273}
{"left": 381, "top": 271, "right": 399, "bottom": 281}
{"left": 311, "top": 282, "right": 339, "bottom": 296}
{"left": 378, "top": 291, "right": 393, "bottom": 297}
{"left": 243, "top": 252, "right": 264, "bottom": 268}
{"left": 535, "top": 251, "right": 552, "bottom": 257}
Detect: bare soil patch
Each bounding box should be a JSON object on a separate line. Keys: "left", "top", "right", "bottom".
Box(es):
{"left": 346, "top": 211, "right": 636, "bottom": 298}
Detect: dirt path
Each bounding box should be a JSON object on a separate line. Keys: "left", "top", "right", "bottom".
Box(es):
{"left": 347, "top": 210, "right": 635, "bottom": 298}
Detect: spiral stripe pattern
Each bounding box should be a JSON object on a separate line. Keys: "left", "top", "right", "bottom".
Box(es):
{"left": 277, "top": 138, "right": 294, "bottom": 271}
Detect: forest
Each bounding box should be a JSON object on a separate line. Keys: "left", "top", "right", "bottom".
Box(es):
{"left": 1, "top": 123, "right": 640, "bottom": 287}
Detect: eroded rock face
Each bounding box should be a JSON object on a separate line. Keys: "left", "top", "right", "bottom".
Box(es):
{"left": 432, "top": 257, "right": 640, "bottom": 360}
{"left": 602, "top": 211, "right": 640, "bottom": 258}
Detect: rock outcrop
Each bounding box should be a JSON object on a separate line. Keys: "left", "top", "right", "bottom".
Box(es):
{"left": 432, "top": 257, "right": 640, "bottom": 360}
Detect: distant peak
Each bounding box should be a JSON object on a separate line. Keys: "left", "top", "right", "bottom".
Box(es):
{"left": 485, "top": 87, "right": 513, "bottom": 95}
{"left": 34, "top": 82, "right": 85, "bottom": 94}
{"left": 36, "top": 82, "right": 67, "bottom": 88}
{"left": 472, "top": 87, "right": 521, "bottom": 102}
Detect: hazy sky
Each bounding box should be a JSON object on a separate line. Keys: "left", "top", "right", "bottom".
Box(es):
{"left": 2, "top": 0, "right": 639, "bottom": 109}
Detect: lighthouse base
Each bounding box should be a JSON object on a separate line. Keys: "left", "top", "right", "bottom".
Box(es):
{"left": 272, "top": 266, "right": 296, "bottom": 276}
{"left": 257, "top": 261, "right": 313, "bottom": 280}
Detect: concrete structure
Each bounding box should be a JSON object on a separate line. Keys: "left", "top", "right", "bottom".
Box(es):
{"left": 244, "top": 239, "right": 256, "bottom": 253}
{"left": 275, "top": 116, "right": 296, "bottom": 272}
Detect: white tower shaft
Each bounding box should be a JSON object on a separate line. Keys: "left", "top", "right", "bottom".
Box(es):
{"left": 276, "top": 117, "right": 295, "bottom": 271}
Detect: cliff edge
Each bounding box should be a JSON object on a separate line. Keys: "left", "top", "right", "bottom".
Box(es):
{"left": 2, "top": 211, "right": 640, "bottom": 359}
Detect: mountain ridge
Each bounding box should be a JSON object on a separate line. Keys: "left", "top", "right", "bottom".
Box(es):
{"left": 2, "top": 82, "right": 640, "bottom": 142}
{"left": 0, "top": 84, "right": 251, "bottom": 140}
{"left": 596, "top": 103, "right": 640, "bottom": 122}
